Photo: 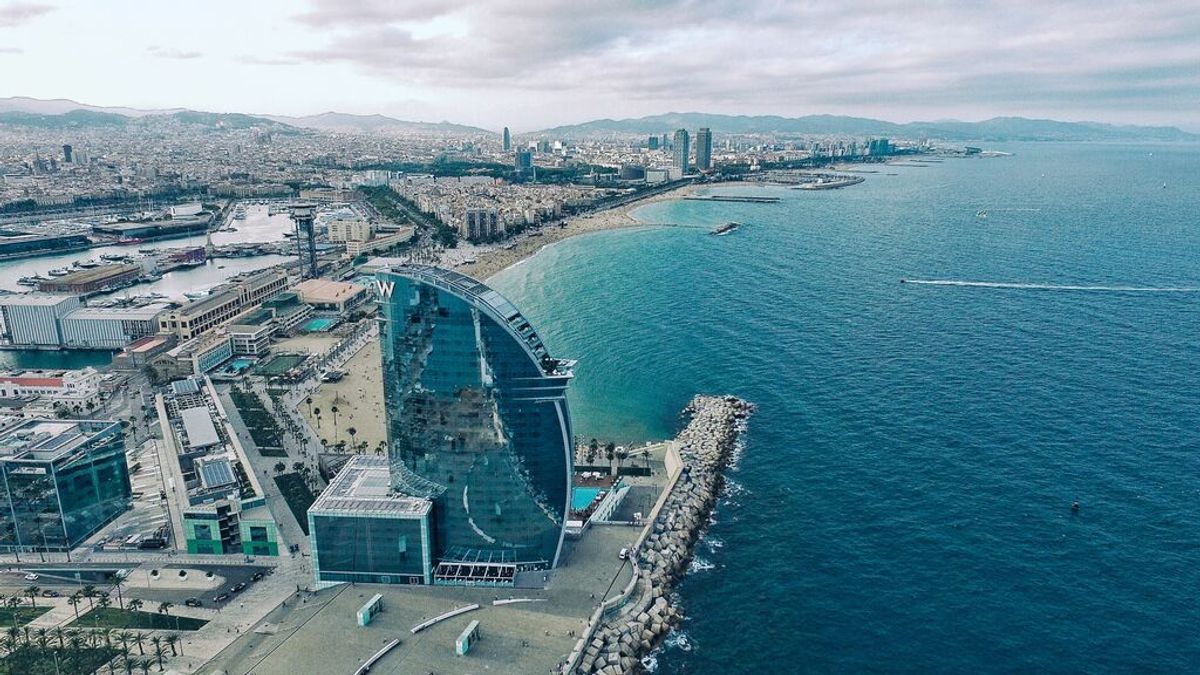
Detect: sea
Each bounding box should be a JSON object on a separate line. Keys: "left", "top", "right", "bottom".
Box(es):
{"left": 489, "top": 142, "right": 1200, "bottom": 673}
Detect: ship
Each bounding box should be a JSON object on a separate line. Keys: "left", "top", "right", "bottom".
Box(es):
{"left": 47, "top": 267, "right": 70, "bottom": 277}
{"left": 711, "top": 222, "right": 741, "bottom": 236}
{"left": 232, "top": 206, "right": 247, "bottom": 220}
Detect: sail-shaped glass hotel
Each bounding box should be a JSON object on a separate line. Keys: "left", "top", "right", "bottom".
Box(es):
{"left": 310, "top": 265, "right": 574, "bottom": 586}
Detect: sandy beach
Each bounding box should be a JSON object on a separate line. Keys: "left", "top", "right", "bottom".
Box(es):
{"left": 454, "top": 181, "right": 703, "bottom": 280}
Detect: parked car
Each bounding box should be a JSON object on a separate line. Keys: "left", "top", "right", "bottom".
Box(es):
{"left": 214, "top": 593, "right": 230, "bottom": 603}
{"left": 251, "top": 572, "right": 264, "bottom": 582}
{"left": 22, "top": 573, "right": 38, "bottom": 581}
{"left": 618, "top": 548, "right": 629, "bottom": 561}
{"left": 184, "top": 598, "right": 203, "bottom": 608}
{"left": 41, "top": 589, "right": 59, "bottom": 598}
{"left": 231, "top": 582, "right": 247, "bottom": 593}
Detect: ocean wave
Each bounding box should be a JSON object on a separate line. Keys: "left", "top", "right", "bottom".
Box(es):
{"left": 901, "top": 279, "right": 1200, "bottom": 292}
{"left": 664, "top": 630, "right": 694, "bottom": 652}
{"left": 689, "top": 557, "right": 716, "bottom": 573}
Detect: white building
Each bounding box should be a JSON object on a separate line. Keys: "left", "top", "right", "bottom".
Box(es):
{"left": 59, "top": 304, "right": 168, "bottom": 349}
{"left": 327, "top": 218, "right": 375, "bottom": 243}
{"left": 0, "top": 294, "right": 81, "bottom": 346}
{"left": 0, "top": 367, "right": 103, "bottom": 410}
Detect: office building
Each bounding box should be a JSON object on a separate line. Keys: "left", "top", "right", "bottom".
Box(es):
{"left": 62, "top": 144, "right": 72, "bottom": 164}
{"left": 309, "top": 455, "right": 433, "bottom": 587}
{"left": 502, "top": 127, "right": 511, "bottom": 152}
{"left": 695, "top": 127, "right": 713, "bottom": 171}
{"left": 378, "top": 265, "right": 574, "bottom": 579}
{"left": 163, "top": 332, "right": 233, "bottom": 376}
{"left": 0, "top": 419, "right": 131, "bottom": 552}
{"left": 326, "top": 217, "right": 375, "bottom": 244}
{"left": 158, "top": 269, "right": 287, "bottom": 339}
{"left": 673, "top": 128, "right": 690, "bottom": 175}
{"left": 648, "top": 136, "right": 659, "bottom": 150}
{"left": 515, "top": 149, "right": 534, "bottom": 173}
{"left": 0, "top": 294, "right": 81, "bottom": 347}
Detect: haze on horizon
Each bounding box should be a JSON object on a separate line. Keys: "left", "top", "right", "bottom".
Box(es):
{"left": 1, "top": 0, "right": 1197, "bottom": 132}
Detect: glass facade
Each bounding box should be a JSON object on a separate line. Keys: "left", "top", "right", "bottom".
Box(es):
{"left": 310, "top": 513, "right": 428, "bottom": 583}
{"left": 377, "top": 266, "right": 574, "bottom": 569}
{"left": 0, "top": 421, "right": 130, "bottom": 552}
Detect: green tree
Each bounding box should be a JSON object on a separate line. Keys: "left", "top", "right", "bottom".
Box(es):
{"left": 23, "top": 586, "right": 39, "bottom": 609}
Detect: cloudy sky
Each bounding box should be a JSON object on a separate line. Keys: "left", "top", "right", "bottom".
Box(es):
{"left": 1, "top": 0, "right": 1197, "bottom": 131}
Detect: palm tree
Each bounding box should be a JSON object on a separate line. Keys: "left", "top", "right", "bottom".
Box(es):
{"left": 23, "top": 586, "right": 39, "bottom": 609}
{"left": 312, "top": 407, "right": 321, "bottom": 429}
{"left": 157, "top": 601, "right": 175, "bottom": 632}
{"left": 127, "top": 598, "right": 144, "bottom": 614}
{"left": 137, "top": 657, "right": 154, "bottom": 675}
{"left": 164, "top": 633, "right": 179, "bottom": 656}
{"left": 67, "top": 592, "right": 82, "bottom": 621}
{"left": 151, "top": 637, "right": 165, "bottom": 671}
{"left": 6, "top": 597, "right": 21, "bottom": 630}
{"left": 114, "top": 575, "right": 128, "bottom": 610}
{"left": 115, "top": 630, "right": 132, "bottom": 655}
{"left": 33, "top": 627, "right": 48, "bottom": 649}
{"left": 52, "top": 625, "right": 66, "bottom": 649}
{"left": 82, "top": 584, "right": 97, "bottom": 610}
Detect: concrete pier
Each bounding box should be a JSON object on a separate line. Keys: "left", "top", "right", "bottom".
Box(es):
{"left": 565, "top": 395, "right": 755, "bottom": 674}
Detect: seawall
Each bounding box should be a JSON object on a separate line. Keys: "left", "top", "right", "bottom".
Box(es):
{"left": 566, "top": 394, "right": 755, "bottom": 674}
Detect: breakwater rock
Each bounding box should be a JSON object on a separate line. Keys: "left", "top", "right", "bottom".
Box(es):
{"left": 570, "top": 395, "right": 754, "bottom": 674}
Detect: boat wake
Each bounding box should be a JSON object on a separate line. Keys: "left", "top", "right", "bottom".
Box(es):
{"left": 901, "top": 279, "right": 1200, "bottom": 293}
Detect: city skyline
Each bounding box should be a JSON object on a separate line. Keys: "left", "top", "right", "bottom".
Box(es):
{"left": 1, "top": 1, "right": 1197, "bottom": 131}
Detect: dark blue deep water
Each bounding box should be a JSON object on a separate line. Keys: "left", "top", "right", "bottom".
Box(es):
{"left": 491, "top": 143, "right": 1200, "bottom": 673}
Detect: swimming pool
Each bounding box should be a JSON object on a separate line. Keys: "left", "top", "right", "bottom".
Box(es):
{"left": 229, "top": 357, "right": 255, "bottom": 372}
{"left": 303, "top": 317, "right": 338, "bottom": 332}
{"left": 571, "top": 487, "right": 603, "bottom": 511}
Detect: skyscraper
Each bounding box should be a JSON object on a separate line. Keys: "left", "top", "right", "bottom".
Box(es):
{"left": 376, "top": 265, "right": 575, "bottom": 574}
{"left": 62, "top": 144, "right": 72, "bottom": 164}
{"left": 673, "top": 128, "right": 690, "bottom": 175}
{"left": 695, "top": 128, "right": 713, "bottom": 171}
{"left": 515, "top": 149, "right": 533, "bottom": 173}
{"left": 502, "top": 127, "right": 511, "bottom": 152}
{"left": 648, "top": 136, "right": 659, "bottom": 150}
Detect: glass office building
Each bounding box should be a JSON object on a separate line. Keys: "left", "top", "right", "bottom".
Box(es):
{"left": 309, "top": 455, "right": 433, "bottom": 587}
{"left": 0, "top": 419, "right": 130, "bottom": 552}
{"left": 376, "top": 265, "right": 574, "bottom": 573}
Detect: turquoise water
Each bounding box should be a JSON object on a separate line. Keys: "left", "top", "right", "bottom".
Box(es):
{"left": 490, "top": 143, "right": 1200, "bottom": 672}
{"left": 303, "top": 317, "right": 338, "bottom": 332}
{"left": 572, "top": 487, "right": 603, "bottom": 511}
{"left": 0, "top": 349, "right": 113, "bottom": 371}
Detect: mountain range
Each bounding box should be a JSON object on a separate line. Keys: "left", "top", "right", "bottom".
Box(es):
{"left": 534, "top": 112, "right": 1199, "bottom": 142}
{"left": 0, "top": 97, "right": 1194, "bottom": 142}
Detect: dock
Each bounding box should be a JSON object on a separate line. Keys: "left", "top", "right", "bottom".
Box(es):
{"left": 683, "top": 195, "right": 780, "bottom": 203}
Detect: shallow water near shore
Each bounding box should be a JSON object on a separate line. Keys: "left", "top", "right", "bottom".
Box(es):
{"left": 490, "top": 142, "right": 1200, "bottom": 672}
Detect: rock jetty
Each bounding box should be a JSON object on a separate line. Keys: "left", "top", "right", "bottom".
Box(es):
{"left": 569, "top": 395, "right": 754, "bottom": 674}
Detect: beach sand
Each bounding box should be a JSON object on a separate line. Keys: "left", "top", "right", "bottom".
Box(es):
{"left": 298, "top": 339, "right": 387, "bottom": 452}
{"left": 455, "top": 182, "right": 702, "bottom": 280}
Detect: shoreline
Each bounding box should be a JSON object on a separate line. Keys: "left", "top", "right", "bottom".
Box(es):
{"left": 454, "top": 182, "right": 708, "bottom": 281}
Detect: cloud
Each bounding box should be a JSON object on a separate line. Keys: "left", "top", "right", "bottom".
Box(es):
{"left": 146, "top": 45, "right": 203, "bottom": 60}
{"left": 287, "top": 0, "right": 1200, "bottom": 122}
{"left": 0, "top": 46, "right": 23, "bottom": 54}
{"left": 237, "top": 54, "right": 301, "bottom": 66}
{"left": 0, "top": 2, "right": 53, "bottom": 28}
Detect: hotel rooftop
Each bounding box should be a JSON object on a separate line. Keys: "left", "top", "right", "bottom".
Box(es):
{"left": 309, "top": 455, "right": 431, "bottom": 518}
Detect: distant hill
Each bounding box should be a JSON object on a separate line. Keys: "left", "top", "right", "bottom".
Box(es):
{"left": 535, "top": 113, "right": 1198, "bottom": 142}
{"left": 0, "top": 109, "right": 129, "bottom": 129}
{"left": 0, "top": 96, "right": 183, "bottom": 117}
{"left": 264, "top": 111, "right": 491, "bottom": 136}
